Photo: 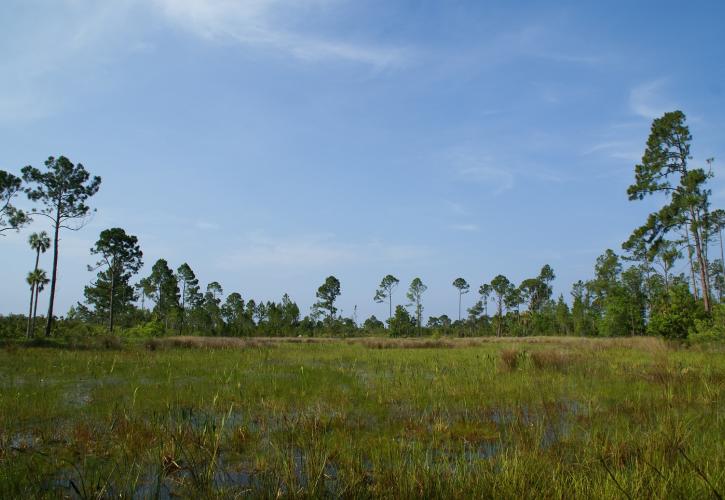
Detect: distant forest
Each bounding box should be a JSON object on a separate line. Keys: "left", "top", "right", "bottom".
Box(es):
{"left": 1, "top": 111, "right": 724, "bottom": 342}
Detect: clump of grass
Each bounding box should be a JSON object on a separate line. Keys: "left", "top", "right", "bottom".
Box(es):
{"left": 500, "top": 349, "right": 521, "bottom": 370}
{"left": 145, "top": 336, "right": 274, "bottom": 350}
{"left": 354, "top": 338, "right": 454, "bottom": 349}
{"left": 530, "top": 349, "right": 577, "bottom": 372}
{"left": 599, "top": 336, "right": 669, "bottom": 352}
{"left": 97, "top": 335, "right": 124, "bottom": 350}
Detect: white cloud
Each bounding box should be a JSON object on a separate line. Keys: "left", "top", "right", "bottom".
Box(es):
{"left": 152, "top": 0, "right": 409, "bottom": 67}
{"left": 0, "top": 0, "right": 408, "bottom": 122}
{"left": 629, "top": 79, "right": 676, "bottom": 119}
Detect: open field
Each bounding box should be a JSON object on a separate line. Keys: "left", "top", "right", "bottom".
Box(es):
{"left": 0, "top": 337, "right": 723, "bottom": 498}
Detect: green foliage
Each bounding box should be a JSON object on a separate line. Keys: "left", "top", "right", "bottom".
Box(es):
{"left": 363, "top": 314, "right": 385, "bottom": 332}
{"left": 571, "top": 281, "right": 596, "bottom": 336}
{"left": 0, "top": 169, "right": 29, "bottom": 234}
{"left": 520, "top": 264, "right": 556, "bottom": 314}
{"left": 21, "top": 156, "right": 102, "bottom": 336}
{"left": 124, "top": 320, "right": 166, "bottom": 338}
{"left": 406, "top": 277, "right": 427, "bottom": 334}
{"left": 691, "top": 304, "right": 725, "bottom": 343}
{"left": 313, "top": 275, "right": 341, "bottom": 322}
{"left": 452, "top": 277, "right": 470, "bottom": 321}
{"left": 387, "top": 305, "right": 415, "bottom": 337}
{"left": 648, "top": 283, "right": 705, "bottom": 339}
{"left": 147, "top": 259, "right": 181, "bottom": 326}
{"left": 202, "top": 282, "right": 224, "bottom": 335}
{"left": 177, "top": 262, "right": 202, "bottom": 333}
{"left": 84, "top": 228, "right": 143, "bottom": 332}
{"left": 625, "top": 111, "right": 714, "bottom": 311}
{"left": 477, "top": 283, "right": 493, "bottom": 316}
{"left": 374, "top": 274, "right": 399, "bottom": 320}
{"left": 490, "top": 275, "right": 514, "bottom": 336}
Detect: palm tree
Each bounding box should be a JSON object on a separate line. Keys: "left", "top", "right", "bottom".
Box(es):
{"left": 27, "top": 269, "right": 49, "bottom": 338}
{"left": 26, "top": 232, "right": 50, "bottom": 338}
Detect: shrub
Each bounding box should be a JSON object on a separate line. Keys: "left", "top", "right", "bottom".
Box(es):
{"left": 124, "top": 320, "right": 166, "bottom": 338}
{"left": 648, "top": 284, "right": 705, "bottom": 339}
{"left": 690, "top": 304, "right": 725, "bottom": 344}
{"left": 97, "top": 335, "right": 123, "bottom": 350}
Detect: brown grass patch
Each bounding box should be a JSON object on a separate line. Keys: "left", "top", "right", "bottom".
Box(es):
{"left": 500, "top": 348, "right": 521, "bottom": 370}
{"left": 145, "top": 336, "right": 274, "bottom": 350}
{"left": 530, "top": 349, "right": 578, "bottom": 372}
{"left": 144, "top": 335, "right": 341, "bottom": 350}
{"left": 352, "top": 338, "right": 455, "bottom": 349}
{"left": 603, "top": 336, "right": 669, "bottom": 352}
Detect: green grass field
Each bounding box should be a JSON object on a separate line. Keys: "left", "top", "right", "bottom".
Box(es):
{"left": 0, "top": 336, "right": 723, "bottom": 498}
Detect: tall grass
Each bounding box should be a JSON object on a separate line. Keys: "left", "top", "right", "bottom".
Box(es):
{"left": 0, "top": 337, "right": 722, "bottom": 497}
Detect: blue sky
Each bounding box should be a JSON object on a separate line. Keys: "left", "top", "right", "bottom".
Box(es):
{"left": 1, "top": 0, "right": 724, "bottom": 321}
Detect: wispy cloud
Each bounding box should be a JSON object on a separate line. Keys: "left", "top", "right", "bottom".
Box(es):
{"left": 0, "top": 1, "right": 141, "bottom": 122}
{"left": 195, "top": 220, "right": 220, "bottom": 231}
{"left": 0, "top": 0, "right": 409, "bottom": 122}
{"left": 629, "top": 78, "right": 676, "bottom": 119}
{"left": 533, "top": 51, "right": 603, "bottom": 65}
{"left": 445, "top": 201, "right": 469, "bottom": 216}
{"left": 583, "top": 141, "right": 641, "bottom": 162}
{"left": 152, "top": 0, "right": 409, "bottom": 67}
{"left": 458, "top": 165, "right": 515, "bottom": 195}
{"left": 451, "top": 223, "right": 479, "bottom": 232}
{"left": 462, "top": 23, "right": 606, "bottom": 70}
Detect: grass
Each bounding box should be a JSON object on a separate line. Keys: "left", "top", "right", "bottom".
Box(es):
{"left": 0, "top": 336, "right": 723, "bottom": 498}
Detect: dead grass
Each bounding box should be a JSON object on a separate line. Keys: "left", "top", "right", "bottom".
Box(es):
{"left": 144, "top": 336, "right": 339, "bottom": 350}
{"left": 145, "top": 336, "right": 274, "bottom": 350}
{"left": 530, "top": 349, "right": 579, "bottom": 372}
{"left": 603, "top": 336, "right": 669, "bottom": 352}
{"left": 143, "top": 335, "right": 674, "bottom": 353}
{"left": 500, "top": 348, "right": 521, "bottom": 370}
{"left": 351, "top": 338, "right": 455, "bottom": 349}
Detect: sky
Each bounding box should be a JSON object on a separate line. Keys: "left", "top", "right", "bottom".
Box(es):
{"left": 1, "top": 0, "right": 724, "bottom": 322}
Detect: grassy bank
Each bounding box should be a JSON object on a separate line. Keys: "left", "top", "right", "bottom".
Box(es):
{"left": 0, "top": 337, "right": 723, "bottom": 498}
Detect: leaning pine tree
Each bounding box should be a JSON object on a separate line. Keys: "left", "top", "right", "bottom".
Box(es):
{"left": 624, "top": 111, "right": 714, "bottom": 312}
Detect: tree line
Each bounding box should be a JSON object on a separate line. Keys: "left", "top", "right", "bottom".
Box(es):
{"left": 1, "top": 111, "right": 724, "bottom": 341}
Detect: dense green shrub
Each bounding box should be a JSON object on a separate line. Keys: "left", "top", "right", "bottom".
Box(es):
{"left": 648, "top": 284, "right": 705, "bottom": 339}
{"left": 690, "top": 304, "right": 725, "bottom": 343}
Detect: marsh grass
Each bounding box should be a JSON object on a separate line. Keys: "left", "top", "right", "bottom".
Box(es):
{"left": 530, "top": 349, "right": 579, "bottom": 372}
{"left": 0, "top": 337, "right": 722, "bottom": 498}
{"left": 499, "top": 348, "right": 521, "bottom": 370}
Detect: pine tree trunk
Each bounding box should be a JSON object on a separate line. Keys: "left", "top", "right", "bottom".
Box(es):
{"left": 26, "top": 284, "right": 35, "bottom": 339}
{"left": 32, "top": 287, "right": 40, "bottom": 334}
{"left": 179, "top": 281, "right": 186, "bottom": 334}
{"left": 496, "top": 300, "right": 503, "bottom": 337}
{"left": 26, "top": 249, "right": 41, "bottom": 338}
{"left": 719, "top": 227, "right": 724, "bottom": 302}
{"left": 690, "top": 211, "right": 711, "bottom": 312}
{"left": 685, "top": 229, "right": 699, "bottom": 299}
{"left": 45, "top": 207, "right": 61, "bottom": 337}
{"left": 109, "top": 269, "right": 116, "bottom": 333}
